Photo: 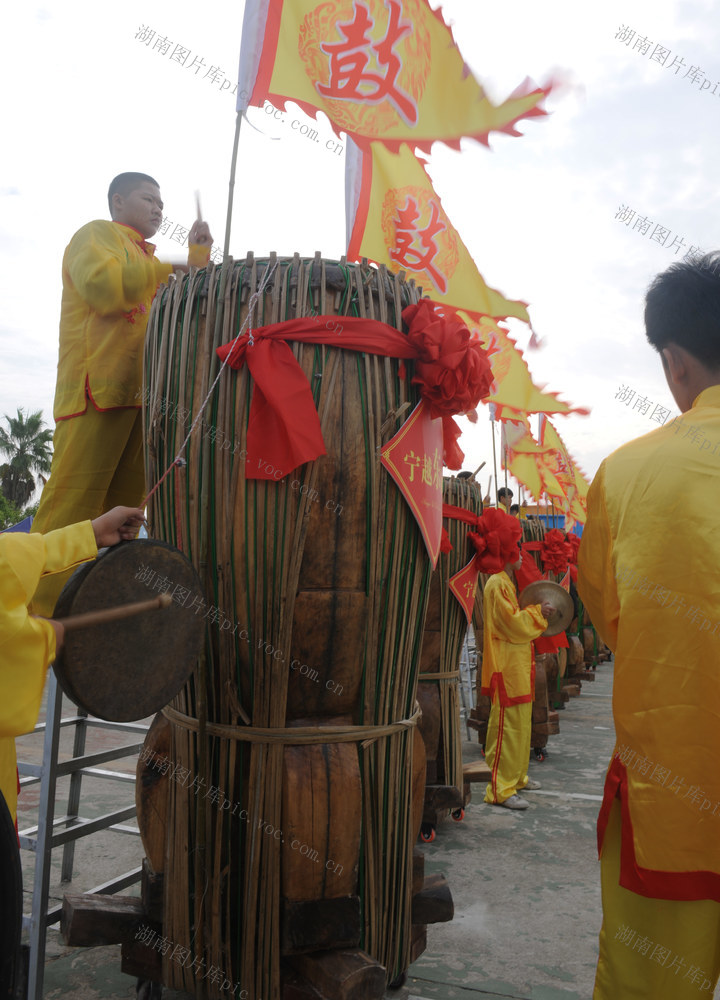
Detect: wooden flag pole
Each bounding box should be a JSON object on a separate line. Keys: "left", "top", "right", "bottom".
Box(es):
{"left": 223, "top": 112, "right": 244, "bottom": 260}
{"left": 490, "top": 408, "right": 499, "bottom": 507}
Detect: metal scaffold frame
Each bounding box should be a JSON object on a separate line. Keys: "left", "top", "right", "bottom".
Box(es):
{"left": 16, "top": 672, "right": 149, "bottom": 999}
{"left": 459, "top": 628, "right": 477, "bottom": 741}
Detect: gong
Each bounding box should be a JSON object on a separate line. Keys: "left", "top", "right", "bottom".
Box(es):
{"left": 519, "top": 580, "right": 574, "bottom": 637}
{"left": 52, "top": 539, "right": 204, "bottom": 722}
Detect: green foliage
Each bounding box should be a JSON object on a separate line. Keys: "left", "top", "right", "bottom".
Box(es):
{"left": 0, "top": 408, "right": 53, "bottom": 508}
{"left": 0, "top": 492, "right": 23, "bottom": 530}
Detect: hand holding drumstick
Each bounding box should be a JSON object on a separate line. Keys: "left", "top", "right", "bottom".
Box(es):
{"left": 44, "top": 506, "right": 145, "bottom": 651}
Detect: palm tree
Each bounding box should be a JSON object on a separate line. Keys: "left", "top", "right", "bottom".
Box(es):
{"left": 0, "top": 408, "right": 53, "bottom": 508}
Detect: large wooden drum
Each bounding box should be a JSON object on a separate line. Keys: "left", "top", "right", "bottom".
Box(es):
{"left": 142, "top": 255, "right": 434, "bottom": 999}
{"left": 417, "top": 475, "right": 482, "bottom": 833}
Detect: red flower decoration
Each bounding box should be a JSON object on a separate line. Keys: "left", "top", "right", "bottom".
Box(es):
{"left": 468, "top": 507, "right": 522, "bottom": 574}
{"left": 541, "top": 529, "right": 570, "bottom": 575}
{"left": 402, "top": 300, "right": 494, "bottom": 419}
{"left": 566, "top": 533, "right": 580, "bottom": 564}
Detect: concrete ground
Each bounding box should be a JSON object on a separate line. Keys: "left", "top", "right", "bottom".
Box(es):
{"left": 12, "top": 660, "right": 657, "bottom": 1000}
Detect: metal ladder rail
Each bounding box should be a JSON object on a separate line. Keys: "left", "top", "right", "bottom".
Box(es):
{"left": 16, "top": 672, "right": 149, "bottom": 999}
{"left": 458, "top": 628, "right": 477, "bottom": 741}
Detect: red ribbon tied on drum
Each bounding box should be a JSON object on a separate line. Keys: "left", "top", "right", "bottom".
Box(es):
{"left": 216, "top": 302, "right": 494, "bottom": 480}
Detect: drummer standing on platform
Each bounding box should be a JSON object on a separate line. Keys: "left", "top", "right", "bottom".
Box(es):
{"left": 475, "top": 508, "right": 553, "bottom": 810}
{"left": 30, "top": 173, "right": 213, "bottom": 617}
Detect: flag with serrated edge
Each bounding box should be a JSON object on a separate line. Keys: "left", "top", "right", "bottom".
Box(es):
{"left": 237, "top": 0, "right": 552, "bottom": 151}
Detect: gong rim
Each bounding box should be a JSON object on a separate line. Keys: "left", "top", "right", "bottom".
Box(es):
{"left": 519, "top": 580, "right": 574, "bottom": 637}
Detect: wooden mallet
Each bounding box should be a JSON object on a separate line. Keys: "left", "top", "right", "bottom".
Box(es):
{"left": 53, "top": 593, "right": 172, "bottom": 632}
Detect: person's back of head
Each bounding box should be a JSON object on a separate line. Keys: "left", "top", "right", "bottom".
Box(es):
{"left": 645, "top": 253, "right": 720, "bottom": 371}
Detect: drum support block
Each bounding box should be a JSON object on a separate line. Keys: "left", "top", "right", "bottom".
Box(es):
{"left": 411, "top": 874, "right": 454, "bottom": 925}
{"left": 288, "top": 948, "right": 386, "bottom": 1000}
{"left": 281, "top": 897, "right": 361, "bottom": 955}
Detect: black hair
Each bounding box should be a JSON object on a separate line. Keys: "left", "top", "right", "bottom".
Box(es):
{"left": 108, "top": 172, "right": 160, "bottom": 215}
{"left": 456, "top": 471, "right": 473, "bottom": 479}
{"left": 645, "top": 252, "right": 720, "bottom": 369}
{"left": 510, "top": 504, "right": 519, "bottom": 514}
{"left": 497, "top": 487, "right": 513, "bottom": 501}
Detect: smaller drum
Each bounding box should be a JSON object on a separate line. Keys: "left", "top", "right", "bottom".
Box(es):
{"left": 53, "top": 539, "right": 204, "bottom": 722}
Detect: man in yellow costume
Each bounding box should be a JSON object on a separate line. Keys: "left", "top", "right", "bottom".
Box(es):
{"left": 477, "top": 507, "right": 552, "bottom": 810}
{"left": 30, "top": 173, "right": 212, "bottom": 616}
{"left": 579, "top": 252, "right": 720, "bottom": 998}
{"left": 0, "top": 506, "right": 144, "bottom": 826}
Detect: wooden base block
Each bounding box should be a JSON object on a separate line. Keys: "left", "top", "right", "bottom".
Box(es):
{"left": 411, "top": 873, "right": 453, "bottom": 925}
{"left": 575, "top": 670, "right": 596, "bottom": 681}
{"left": 282, "top": 897, "right": 361, "bottom": 955}
{"left": 548, "top": 711, "right": 560, "bottom": 735}
{"left": 409, "top": 924, "right": 427, "bottom": 966}
{"left": 121, "top": 931, "right": 162, "bottom": 982}
{"left": 289, "top": 948, "right": 386, "bottom": 1000}
{"left": 282, "top": 969, "right": 325, "bottom": 1000}
{"left": 422, "top": 784, "right": 463, "bottom": 823}
{"left": 61, "top": 893, "right": 145, "bottom": 947}
{"left": 462, "top": 760, "right": 491, "bottom": 783}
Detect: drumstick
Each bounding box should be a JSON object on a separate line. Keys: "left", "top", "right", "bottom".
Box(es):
{"left": 54, "top": 593, "right": 172, "bottom": 632}
{"left": 470, "top": 461, "right": 486, "bottom": 479}
{"left": 194, "top": 190, "right": 203, "bottom": 222}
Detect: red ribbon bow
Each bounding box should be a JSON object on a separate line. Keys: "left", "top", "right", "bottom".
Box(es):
{"left": 216, "top": 302, "right": 493, "bottom": 480}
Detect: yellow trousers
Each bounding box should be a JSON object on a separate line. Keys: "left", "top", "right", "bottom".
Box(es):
{"left": 30, "top": 406, "right": 145, "bottom": 617}
{"left": 594, "top": 800, "right": 720, "bottom": 998}
{"left": 483, "top": 700, "right": 532, "bottom": 804}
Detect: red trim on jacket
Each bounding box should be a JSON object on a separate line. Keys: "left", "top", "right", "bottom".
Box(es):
{"left": 55, "top": 376, "right": 141, "bottom": 421}
{"left": 481, "top": 661, "right": 535, "bottom": 706}
{"left": 598, "top": 755, "right": 720, "bottom": 902}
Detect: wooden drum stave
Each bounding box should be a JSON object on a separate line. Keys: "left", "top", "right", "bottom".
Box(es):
{"left": 142, "top": 255, "right": 434, "bottom": 999}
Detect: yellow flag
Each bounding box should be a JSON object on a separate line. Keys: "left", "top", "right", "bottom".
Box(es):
{"left": 500, "top": 413, "right": 563, "bottom": 502}
{"left": 347, "top": 142, "right": 530, "bottom": 320}
{"left": 538, "top": 415, "right": 590, "bottom": 523}
{"left": 238, "top": 0, "right": 551, "bottom": 151}
{"left": 458, "top": 313, "right": 589, "bottom": 418}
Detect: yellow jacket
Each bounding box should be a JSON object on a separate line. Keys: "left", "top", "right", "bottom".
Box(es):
{"left": 53, "top": 221, "right": 174, "bottom": 419}
{"left": 579, "top": 384, "right": 720, "bottom": 900}
{"left": 0, "top": 521, "right": 97, "bottom": 821}
{"left": 481, "top": 571, "right": 547, "bottom": 705}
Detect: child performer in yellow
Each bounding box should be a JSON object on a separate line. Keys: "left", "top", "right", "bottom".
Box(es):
{"left": 30, "top": 172, "right": 212, "bottom": 617}
{"left": 0, "top": 506, "right": 144, "bottom": 825}
{"left": 476, "top": 508, "right": 553, "bottom": 810}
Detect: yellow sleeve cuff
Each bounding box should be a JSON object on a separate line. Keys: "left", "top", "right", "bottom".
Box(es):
{"left": 188, "top": 243, "right": 211, "bottom": 268}
{"left": 41, "top": 520, "right": 98, "bottom": 576}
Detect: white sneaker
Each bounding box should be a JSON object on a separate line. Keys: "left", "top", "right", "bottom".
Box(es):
{"left": 498, "top": 795, "right": 529, "bottom": 810}
{"left": 522, "top": 779, "right": 542, "bottom": 791}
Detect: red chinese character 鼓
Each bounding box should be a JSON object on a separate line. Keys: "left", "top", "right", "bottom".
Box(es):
{"left": 317, "top": 0, "right": 418, "bottom": 125}
{"left": 390, "top": 197, "right": 447, "bottom": 292}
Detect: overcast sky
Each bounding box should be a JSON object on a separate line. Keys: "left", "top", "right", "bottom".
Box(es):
{"left": 2, "top": 0, "right": 718, "bottom": 497}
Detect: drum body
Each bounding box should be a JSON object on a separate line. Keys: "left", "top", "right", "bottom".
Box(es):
{"left": 143, "top": 256, "right": 432, "bottom": 998}
{"left": 417, "top": 477, "right": 482, "bottom": 823}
